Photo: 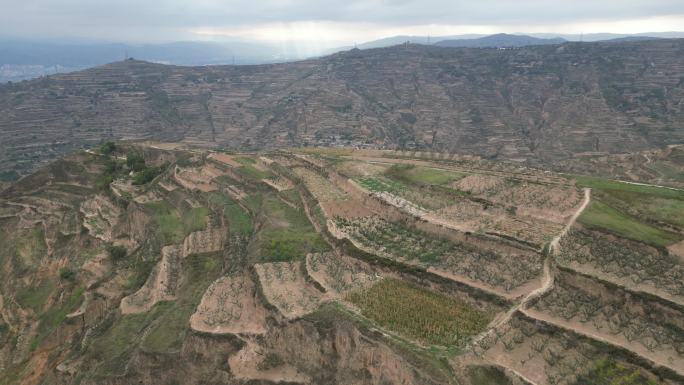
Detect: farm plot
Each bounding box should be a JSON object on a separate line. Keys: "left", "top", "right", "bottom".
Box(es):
{"left": 347, "top": 278, "right": 491, "bottom": 347}
{"left": 529, "top": 271, "right": 684, "bottom": 373}
{"left": 476, "top": 313, "right": 671, "bottom": 385}
{"left": 385, "top": 163, "right": 465, "bottom": 186}
{"left": 190, "top": 273, "right": 268, "bottom": 335}
{"left": 354, "top": 169, "right": 580, "bottom": 247}
{"left": 305, "top": 252, "right": 380, "bottom": 295}
{"left": 292, "top": 167, "right": 348, "bottom": 202}
{"left": 262, "top": 175, "right": 295, "bottom": 192}
{"left": 254, "top": 261, "right": 323, "bottom": 319}
{"left": 436, "top": 174, "right": 582, "bottom": 245}
{"left": 575, "top": 175, "right": 684, "bottom": 231}
{"left": 334, "top": 160, "right": 388, "bottom": 177}
{"left": 355, "top": 176, "right": 460, "bottom": 210}
{"left": 251, "top": 194, "right": 330, "bottom": 263}
{"left": 332, "top": 217, "right": 543, "bottom": 296}
{"left": 557, "top": 228, "right": 684, "bottom": 303}
{"left": 173, "top": 165, "right": 221, "bottom": 192}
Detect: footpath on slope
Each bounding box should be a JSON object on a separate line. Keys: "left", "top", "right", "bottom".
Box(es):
{"left": 467, "top": 188, "right": 592, "bottom": 385}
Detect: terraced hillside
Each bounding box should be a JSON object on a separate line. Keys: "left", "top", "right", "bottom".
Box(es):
{"left": 0, "top": 144, "right": 683, "bottom": 385}
{"left": 2, "top": 38, "right": 684, "bottom": 178}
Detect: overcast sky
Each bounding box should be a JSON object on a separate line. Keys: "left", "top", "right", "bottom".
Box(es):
{"left": 1, "top": 0, "right": 683, "bottom": 46}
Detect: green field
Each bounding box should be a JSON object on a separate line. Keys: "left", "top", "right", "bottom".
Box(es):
{"left": 207, "top": 192, "right": 253, "bottom": 236}
{"left": 355, "top": 176, "right": 406, "bottom": 193}
{"left": 576, "top": 175, "right": 684, "bottom": 232}
{"left": 145, "top": 201, "right": 209, "bottom": 245}
{"left": 253, "top": 194, "right": 329, "bottom": 262}
{"left": 347, "top": 279, "right": 490, "bottom": 346}
{"left": 579, "top": 200, "right": 680, "bottom": 247}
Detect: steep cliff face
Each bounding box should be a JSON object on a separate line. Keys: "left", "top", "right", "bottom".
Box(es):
{"left": 2, "top": 39, "right": 684, "bottom": 177}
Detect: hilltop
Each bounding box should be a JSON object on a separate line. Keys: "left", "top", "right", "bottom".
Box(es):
{"left": 434, "top": 33, "right": 566, "bottom": 47}
{"left": 2, "top": 38, "right": 684, "bottom": 178}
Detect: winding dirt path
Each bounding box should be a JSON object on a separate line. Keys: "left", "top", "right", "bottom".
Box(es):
{"left": 549, "top": 188, "right": 591, "bottom": 254}
{"left": 470, "top": 188, "right": 592, "bottom": 381}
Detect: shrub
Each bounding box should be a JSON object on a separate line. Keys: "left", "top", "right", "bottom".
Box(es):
{"left": 132, "top": 166, "right": 163, "bottom": 185}
{"left": 59, "top": 267, "right": 76, "bottom": 281}
{"left": 107, "top": 245, "right": 127, "bottom": 260}
{"left": 95, "top": 174, "right": 114, "bottom": 191}
{"left": 257, "top": 353, "right": 284, "bottom": 370}
{"left": 100, "top": 141, "right": 116, "bottom": 155}
{"left": 126, "top": 151, "right": 146, "bottom": 172}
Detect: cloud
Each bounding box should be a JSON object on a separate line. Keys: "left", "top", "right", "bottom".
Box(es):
{"left": 1, "top": 0, "right": 683, "bottom": 43}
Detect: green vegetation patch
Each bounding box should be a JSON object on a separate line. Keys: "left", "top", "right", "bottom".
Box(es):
{"left": 87, "top": 303, "right": 171, "bottom": 376}
{"left": 16, "top": 280, "right": 55, "bottom": 314}
{"left": 355, "top": 176, "right": 405, "bottom": 193}
{"left": 145, "top": 201, "right": 209, "bottom": 245}
{"left": 142, "top": 254, "right": 222, "bottom": 353}
{"left": 347, "top": 279, "right": 490, "bottom": 346}
{"left": 31, "top": 286, "right": 85, "bottom": 350}
{"left": 386, "top": 164, "right": 464, "bottom": 185}
{"left": 255, "top": 195, "right": 329, "bottom": 262}
{"left": 208, "top": 192, "right": 252, "bottom": 236}
{"left": 467, "top": 366, "right": 511, "bottom": 385}
{"left": 579, "top": 200, "right": 680, "bottom": 247}
{"left": 572, "top": 358, "right": 658, "bottom": 385}
{"left": 235, "top": 156, "right": 273, "bottom": 180}
{"left": 576, "top": 175, "right": 684, "bottom": 239}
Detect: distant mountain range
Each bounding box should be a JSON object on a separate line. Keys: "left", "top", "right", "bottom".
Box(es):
{"left": 0, "top": 39, "right": 300, "bottom": 82}
{"left": 434, "top": 33, "right": 565, "bottom": 48}
{"left": 2, "top": 32, "right": 684, "bottom": 82}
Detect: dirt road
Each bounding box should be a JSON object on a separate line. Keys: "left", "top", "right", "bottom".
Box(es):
{"left": 549, "top": 188, "right": 591, "bottom": 254}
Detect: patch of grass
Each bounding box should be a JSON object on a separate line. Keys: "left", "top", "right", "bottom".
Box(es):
{"left": 255, "top": 195, "right": 329, "bottom": 262}
{"left": 355, "top": 176, "right": 405, "bottom": 193}
{"left": 235, "top": 156, "right": 273, "bottom": 180}
{"left": 146, "top": 202, "right": 209, "bottom": 245}
{"left": 467, "top": 366, "right": 511, "bottom": 385}
{"left": 142, "top": 254, "right": 223, "bottom": 353}
{"left": 347, "top": 279, "right": 490, "bottom": 347}
{"left": 574, "top": 175, "right": 684, "bottom": 199}
{"left": 87, "top": 302, "right": 171, "bottom": 376}
{"left": 16, "top": 280, "right": 55, "bottom": 314}
{"left": 146, "top": 201, "right": 184, "bottom": 244}
{"left": 572, "top": 358, "right": 658, "bottom": 385}
{"left": 386, "top": 164, "right": 464, "bottom": 185}
{"left": 208, "top": 192, "right": 252, "bottom": 236}
{"left": 578, "top": 200, "right": 680, "bottom": 247}
{"left": 182, "top": 206, "right": 210, "bottom": 233}
{"left": 31, "top": 286, "right": 85, "bottom": 350}
{"left": 575, "top": 175, "right": 684, "bottom": 229}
